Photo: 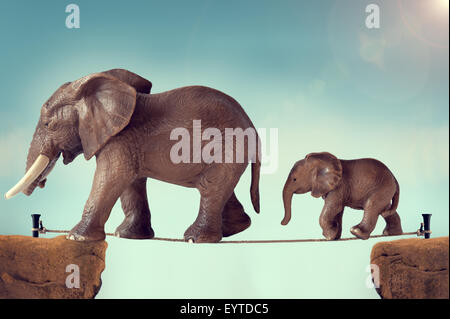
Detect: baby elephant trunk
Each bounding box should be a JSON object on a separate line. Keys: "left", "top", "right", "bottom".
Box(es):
{"left": 281, "top": 183, "right": 294, "bottom": 225}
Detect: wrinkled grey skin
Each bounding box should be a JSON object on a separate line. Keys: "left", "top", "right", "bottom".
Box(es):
{"left": 23, "top": 69, "right": 261, "bottom": 243}
{"left": 281, "top": 152, "right": 403, "bottom": 240}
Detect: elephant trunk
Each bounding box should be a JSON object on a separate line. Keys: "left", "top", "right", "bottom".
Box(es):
{"left": 4, "top": 126, "right": 59, "bottom": 199}
{"left": 24, "top": 127, "right": 61, "bottom": 196}
{"left": 281, "top": 182, "right": 294, "bottom": 225}
{"left": 5, "top": 154, "right": 50, "bottom": 199}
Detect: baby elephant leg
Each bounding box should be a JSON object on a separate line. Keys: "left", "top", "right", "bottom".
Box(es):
{"left": 382, "top": 211, "right": 403, "bottom": 236}
{"left": 222, "top": 192, "right": 251, "bottom": 237}
{"left": 351, "top": 201, "right": 384, "bottom": 239}
{"left": 115, "top": 178, "right": 154, "bottom": 239}
{"left": 333, "top": 211, "right": 344, "bottom": 240}
{"left": 319, "top": 203, "right": 344, "bottom": 240}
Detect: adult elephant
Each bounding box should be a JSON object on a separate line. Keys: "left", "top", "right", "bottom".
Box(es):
{"left": 5, "top": 69, "right": 261, "bottom": 243}
{"left": 281, "top": 152, "right": 403, "bottom": 240}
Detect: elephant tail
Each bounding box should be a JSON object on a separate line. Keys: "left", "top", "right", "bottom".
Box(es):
{"left": 382, "top": 178, "right": 399, "bottom": 218}
{"left": 250, "top": 155, "right": 261, "bottom": 214}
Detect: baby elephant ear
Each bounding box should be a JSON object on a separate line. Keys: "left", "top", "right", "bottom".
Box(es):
{"left": 306, "top": 152, "right": 343, "bottom": 198}
{"left": 72, "top": 73, "right": 137, "bottom": 160}
{"left": 103, "top": 69, "right": 152, "bottom": 94}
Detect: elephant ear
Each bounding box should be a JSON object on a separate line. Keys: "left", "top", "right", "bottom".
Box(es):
{"left": 72, "top": 73, "right": 137, "bottom": 160}
{"left": 103, "top": 69, "right": 152, "bottom": 94}
{"left": 306, "top": 152, "right": 342, "bottom": 198}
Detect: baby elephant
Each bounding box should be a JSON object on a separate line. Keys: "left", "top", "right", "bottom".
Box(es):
{"left": 281, "top": 152, "right": 403, "bottom": 240}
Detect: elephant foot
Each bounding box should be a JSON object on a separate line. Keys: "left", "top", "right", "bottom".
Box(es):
{"left": 115, "top": 214, "right": 154, "bottom": 240}
{"left": 184, "top": 223, "right": 222, "bottom": 243}
{"left": 322, "top": 228, "right": 341, "bottom": 241}
{"left": 382, "top": 212, "right": 403, "bottom": 236}
{"left": 350, "top": 226, "right": 370, "bottom": 240}
{"left": 321, "top": 221, "right": 342, "bottom": 240}
{"left": 67, "top": 222, "right": 106, "bottom": 241}
{"left": 382, "top": 225, "right": 403, "bottom": 236}
{"left": 222, "top": 212, "right": 251, "bottom": 237}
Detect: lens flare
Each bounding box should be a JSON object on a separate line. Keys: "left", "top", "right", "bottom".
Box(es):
{"left": 398, "top": 0, "right": 449, "bottom": 49}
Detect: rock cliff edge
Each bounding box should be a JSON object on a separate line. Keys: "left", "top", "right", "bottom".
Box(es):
{"left": 371, "top": 236, "right": 448, "bottom": 299}
{"left": 0, "top": 235, "right": 107, "bottom": 299}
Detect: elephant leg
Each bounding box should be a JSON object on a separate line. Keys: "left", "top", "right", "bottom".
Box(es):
{"left": 115, "top": 178, "right": 155, "bottom": 239}
{"left": 351, "top": 201, "right": 384, "bottom": 240}
{"left": 221, "top": 192, "right": 251, "bottom": 237}
{"left": 68, "top": 147, "right": 136, "bottom": 241}
{"left": 382, "top": 211, "right": 403, "bottom": 236}
{"left": 333, "top": 211, "right": 344, "bottom": 240}
{"left": 319, "top": 201, "right": 344, "bottom": 240}
{"left": 184, "top": 165, "right": 244, "bottom": 243}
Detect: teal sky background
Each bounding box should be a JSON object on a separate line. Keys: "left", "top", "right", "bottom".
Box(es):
{"left": 0, "top": 0, "right": 448, "bottom": 298}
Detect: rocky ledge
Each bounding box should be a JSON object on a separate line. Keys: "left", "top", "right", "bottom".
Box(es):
{"left": 0, "top": 235, "right": 107, "bottom": 299}
{"left": 371, "top": 236, "right": 449, "bottom": 299}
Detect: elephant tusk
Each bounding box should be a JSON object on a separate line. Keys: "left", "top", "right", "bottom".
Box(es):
{"left": 4, "top": 154, "right": 50, "bottom": 199}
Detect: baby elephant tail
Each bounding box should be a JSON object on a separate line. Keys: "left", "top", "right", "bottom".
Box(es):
{"left": 381, "top": 178, "right": 400, "bottom": 218}
{"left": 250, "top": 157, "right": 261, "bottom": 214}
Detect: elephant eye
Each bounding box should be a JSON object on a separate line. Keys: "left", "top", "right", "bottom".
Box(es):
{"left": 293, "top": 178, "right": 297, "bottom": 182}
{"left": 45, "top": 120, "right": 57, "bottom": 130}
